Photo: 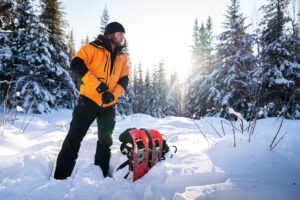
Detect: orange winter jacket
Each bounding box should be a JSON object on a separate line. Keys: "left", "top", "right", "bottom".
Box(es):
{"left": 72, "top": 36, "right": 130, "bottom": 107}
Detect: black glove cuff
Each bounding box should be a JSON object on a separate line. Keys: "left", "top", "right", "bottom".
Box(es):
{"left": 96, "top": 82, "right": 108, "bottom": 93}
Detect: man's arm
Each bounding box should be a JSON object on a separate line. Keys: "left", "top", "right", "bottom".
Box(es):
{"left": 70, "top": 57, "right": 88, "bottom": 79}
{"left": 112, "top": 55, "right": 130, "bottom": 99}
{"left": 71, "top": 44, "right": 108, "bottom": 93}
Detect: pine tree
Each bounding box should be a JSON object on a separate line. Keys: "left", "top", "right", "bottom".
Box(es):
{"left": 80, "top": 35, "right": 89, "bottom": 47}
{"left": 191, "top": 18, "right": 201, "bottom": 71}
{"left": 143, "top": 68, "right": 152, "bottom": 115}
{"left": 0, "top": 0, "right": 14, "bottom": 31}
{"left": 0, "top": 0, "right": 13, "bottom": 103}
{"left": 149, "top": 62, "right": 167, "bottom": 117}
{"left": 66, "top": 29, "right": 81, "bottom": 90}
{"left": 131, "top": 62, "right": 144, "bottom": 113}
{"left": 136, "top": 62, "right": 145, "bottom": 113}
{"left": 100, "top": 5, "right": 110, "bottom": 34}
{"left": 258, "top": 0, "right": 299, "bottom": 118}
{"left": 1, "top": 0, "right": 78, "bottom": 113}
{"left": 66, "top": 29, "right": 75, "bottom": 62}
{"left": 39, "top": 0, "right": 70, "bottom": 70}
{"left": 117, "top": 39, "right": 133, "bottom": 115}
{"left": 39, "top": 0, "right": 65, "bottom": 49}
{"left": 206, "top": 0, "right": 256, "bottom": 118}
{"left": 186, "top": 16, "right": 215, "bottom": 117}
{"left": 157, "top": 61, "right": 168, "bottom": 116}
{"left": 123, "top": 40, "right": 132, "bottom": 66}
{"left": 149, "top": 66, "right": 160, "bottom": 117}
{"left": 164, "top": 71, "right": 182, "bottom": 116}
{"left": 131, "top": 65, "right": 138, "bottom": 113}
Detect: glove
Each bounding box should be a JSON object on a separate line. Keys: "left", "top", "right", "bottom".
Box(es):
{"left": 102, "top": 92, "right": 115, "bottom": 104}
{"left": 96, "top": 82, "right": 109, "bottom": 93}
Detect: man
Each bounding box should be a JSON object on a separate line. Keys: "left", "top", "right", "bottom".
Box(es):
{"left": 53, "top": 22, "right": 129, "bottom": 179}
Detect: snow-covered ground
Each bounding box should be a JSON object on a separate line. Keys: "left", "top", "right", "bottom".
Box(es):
{"left": 0, "top": 109, "right": 299, "bottom": 200}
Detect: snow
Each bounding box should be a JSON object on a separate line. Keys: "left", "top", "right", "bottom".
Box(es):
{"left": 16, "top": 106, "right": 24, "bottom": 112}
{"left": 0, "top": 110, "right": 299, "bottom": 200}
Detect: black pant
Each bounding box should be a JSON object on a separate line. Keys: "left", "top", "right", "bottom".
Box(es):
{"left": 54, "top": 95, "right": 116, "bottom": 179}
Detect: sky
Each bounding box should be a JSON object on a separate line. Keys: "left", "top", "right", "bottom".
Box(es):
{"left": 61, "top": 0, "right": 268, "bottom": 81}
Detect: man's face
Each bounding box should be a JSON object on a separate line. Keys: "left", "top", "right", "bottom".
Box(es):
{"left": 111, "top": 32, "right": 125, "bottom": 47}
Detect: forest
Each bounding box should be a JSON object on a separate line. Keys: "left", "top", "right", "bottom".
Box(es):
{"left": 0, "top": 0, "right": 299, "bottom": 120}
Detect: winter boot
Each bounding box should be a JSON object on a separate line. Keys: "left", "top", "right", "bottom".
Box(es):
{"left": 94, "top": 142, "right": 111, "bottom": 177}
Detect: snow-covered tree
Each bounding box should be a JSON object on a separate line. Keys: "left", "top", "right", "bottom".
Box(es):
{"left": 206, "top": 0, "right": 256, "bottom": 118}
{"left": 66, "top": 29, "right": 81, "bottom": 90}
{"left": 164, "top": 71, "right": 182, "bottom": 116}
{"left": 191, "top": 18, "right": 201, "bottom": 70}
{"left": 0, "top": 33, "right": 12, "bottom": 103}
{"left": 39, "top": 0, "right": 70, "bottom": 71}
{"left": 0, "top": 0, "right": 13, "bottom": 103}
{"left": 0, "top": 0, "right": 14, "bottom": 31}
{"left": 149, "top": 62, "right": 167, "bottom": 117}
{"left": 99, "top": 5, "right": 110, "bottom": 34}
{"left": 142, "top": 68, "right": 152, "bottom": 115}
{"left": 117, "top": 39, "right": 133, "bottom": 115}
{"left": 186, "top": 16, "right": 215, "bottom": 118}
{"left": 39, "top": 0, "right": 65, "bottom": 49}
{"left": 132, "top": 62, "right": 144, "bottom": 113}
{"left": 149, "top": 66, "right": 160, "bottom": 117}
{"left": 257, "top": 0, "right": 300, "bottom": 118}
{"left": 66, "top": 29, "right": 75, "bottom": 62}
{"left": 80, "top": 35, "right": 90, "bottom": 47}
{"left": 1, "top": 0, "right": 78, "bottom": 113}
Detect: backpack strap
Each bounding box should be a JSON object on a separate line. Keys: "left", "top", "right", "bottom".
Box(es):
{"left": 116, "top": 160, "right": 130, "bottom": 171}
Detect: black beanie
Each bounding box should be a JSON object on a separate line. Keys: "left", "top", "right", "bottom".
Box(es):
{"left": 104, "top": 22, "right": 125, "bottom": 35}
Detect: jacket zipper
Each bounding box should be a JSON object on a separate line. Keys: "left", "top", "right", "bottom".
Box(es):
{"left": 104, "top": 54, "right": 108, "bottom": 72}
{"left": 106, "top": 54, "right": 110, "bottom": 85}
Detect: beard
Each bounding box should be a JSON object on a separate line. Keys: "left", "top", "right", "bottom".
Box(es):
{"left": 111, "top": 36, "right": 124, "bottom": 48}
{"left": 111, "top": 37, "right": 125, "bottom": 47}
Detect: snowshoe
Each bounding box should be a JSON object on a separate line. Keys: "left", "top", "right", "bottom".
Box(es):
{"left": 117, "top": 128, "right": 177, "bottom": 182}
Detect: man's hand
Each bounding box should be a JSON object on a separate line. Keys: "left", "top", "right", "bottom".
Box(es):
{"left": 102, "top": 92, "right": 115, "bottom": 104}
{"left": 96, "top": 82, "right": 109, "bottom": 93}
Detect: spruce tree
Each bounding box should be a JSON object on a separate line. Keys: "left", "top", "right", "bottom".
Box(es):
{"left": 149, "top": 62, "right": 167, "bottom": 117}
{"left": 136, "top": 62, "right": 145, "bottom": 113}
{"left": 191, "top": 18, "right": 201, "bottom": 71}
{"left": 143, "top": 68, "right": 152, "bottom": 115}
{"left": 207, "top": 0, "right": 256, "bottom": 118}
{"left": 1, "top": 0, "right": 78, "bottom": 113}
{"left": 186, "top": 16, "right": 215, "bottom": 118}
{"left": 66, "top": 29, "right": 81, "bottom": 90}
{"left": 164, "top": 71, "right": 182, "bottom": 116}
{"left": 100, "top": 5, "right": 110, "bottom": 34}
{"left": 80, "top": 35, "right": 89, "bottom": 47}
{"left": 66, "top": 29, "right": 75, "bottom": 62}
{"left": 258, "top": 0, "right": 299, "bottom": 118}
{"left": 117, "top": 39, "right": 133, "bottom": 115}
{"left": 131, "top": 65, "right": 138, "bottom": 113}
{"left": 0, "top": 0, "right": 13, "bottom": 31}
{"left": 0, "top": 0, "right": 13, "bottom": 103}
{"left": 39, "top": 0, "right": 69, "bottom": 70}
{"left": 149, "top": 66, "right": 161, "bottom": 117}
{"left": 39, "top": 0, "right": 65, "bottom": 49}
{"left": 131, "top": 63, "right": 144, "bottom": 114}
{"left": 157, "top": 61, "right": 168, "bottom": 116}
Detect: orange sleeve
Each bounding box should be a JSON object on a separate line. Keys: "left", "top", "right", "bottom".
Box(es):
{"left": 74, "top": 44, "right": 102, "bottom": 90}
{"left": 73, "top": 44, "right": 94, "bottom": 67}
